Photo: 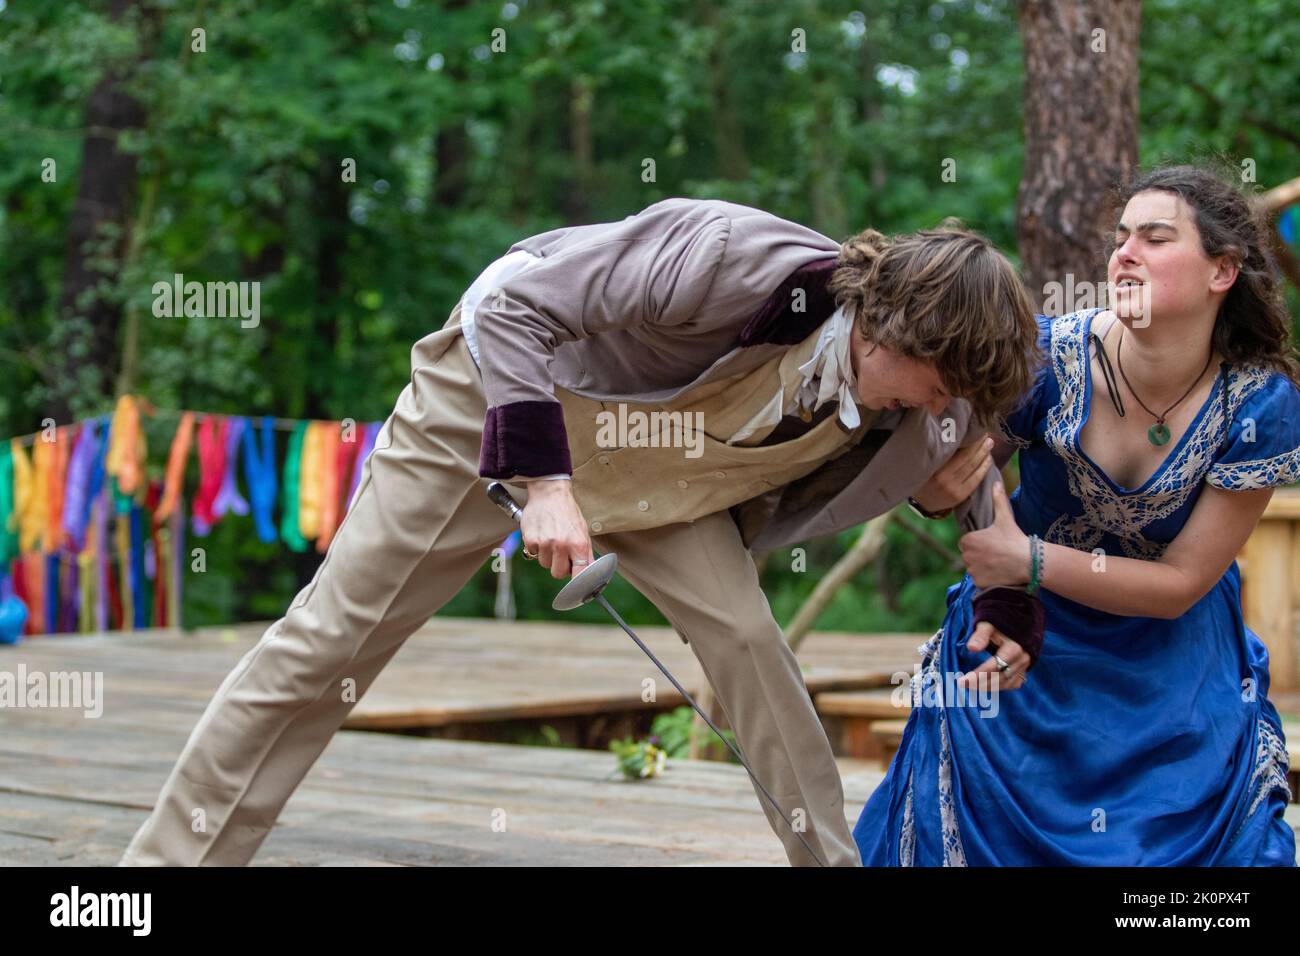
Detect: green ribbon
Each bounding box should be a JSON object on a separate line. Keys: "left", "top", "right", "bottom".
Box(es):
{"left": 279, "top": 421, "right": 309, "bottom": 553}
{"left": 0, "top": 447, "right": 16, "bottom": 566}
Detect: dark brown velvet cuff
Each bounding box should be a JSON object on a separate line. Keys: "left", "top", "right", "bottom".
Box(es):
{"left": 970, "top": 585, "right": 1045, "bottom": 669}
{"left": 479, "top": 401, "right": 573, "bottom": 479}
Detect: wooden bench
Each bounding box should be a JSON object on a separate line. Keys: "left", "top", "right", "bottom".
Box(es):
{"left": 869, "top": 719, "right": 910, "bottom": 770}
{"left": 815, "top": 688, "right": 911, "bottom": 762}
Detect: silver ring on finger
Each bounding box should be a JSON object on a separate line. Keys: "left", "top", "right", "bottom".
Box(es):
{"left": 992, "top": 653, "right": 1010, "bottom": 673}
{"left": 572, "top": 559, "right": 589, "bottom": 567}
{"left": 522, "top": 547, "right": 537, "bottom": 560}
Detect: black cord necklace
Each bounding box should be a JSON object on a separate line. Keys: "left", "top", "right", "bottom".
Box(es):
{"left": 1089, "top": 320, "right": 1215, "bottom": 447}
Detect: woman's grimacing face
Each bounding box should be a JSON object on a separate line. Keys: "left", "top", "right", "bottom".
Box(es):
{"left": 1107, "top": 189, "right": 1237, "bottom": 327}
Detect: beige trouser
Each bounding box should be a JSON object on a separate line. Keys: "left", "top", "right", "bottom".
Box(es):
{"left": 118, "top": 321, "right": 861, "bottom": 868}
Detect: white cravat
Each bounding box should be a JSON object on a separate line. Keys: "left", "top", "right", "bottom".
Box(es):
{"left": 728, "top": 302, "right": 862, "bottom": 445}
{"left": 794, "top": 302, "right": 863, "bottom": 429}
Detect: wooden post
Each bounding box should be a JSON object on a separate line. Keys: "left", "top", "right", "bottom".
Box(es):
{"left": 1240, "top": 490, "right": 1300, "bottom": 692}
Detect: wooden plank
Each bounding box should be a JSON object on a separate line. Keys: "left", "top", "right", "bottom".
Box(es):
{"left": 0, "top": 618, "right": 925, "bottom": 729}
{"left": 815, "top": 689, "right": 914, "bottom": 760}
{"left": 1262, "top": 488, "right": 1300, "bottom": 520}
{"left": 816, "top": 689, "right": 913, "bottom": 718}
{"left": 0, "top": 718, "right": 882, "bottom": 865}
{"left": 1241, "top": 521, "right": 1297, "bottom": 692}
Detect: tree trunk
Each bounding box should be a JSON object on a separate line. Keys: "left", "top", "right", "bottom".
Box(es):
{"left": 809, "top": 84, "right": 847, "bottom": 241}
{"left": 858, "top": 18, "right": 887, "bottom": 206}
{"left": 1016, "top": 0, "right": 1141, "bottom": 309}
{"left": 698, "top": 0, "right": 750, "bottom": 182}
{"left": 434, "top": 122, "right": 471, "bottom": 209}
{"left": 56, "top": 0, "right": 152, "bottom": 418}
{"left": 565, "top": 76, "right": 595, "bottom": 222}
{"left": 431, "top": 0, "right": 473, "bottom": 211}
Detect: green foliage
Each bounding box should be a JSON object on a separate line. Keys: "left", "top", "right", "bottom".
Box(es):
{"left": 509, "top": 723, "right": 563, "bottom": 747}
{"left": 650, "top": 704, "right": 735, "bottom": 759}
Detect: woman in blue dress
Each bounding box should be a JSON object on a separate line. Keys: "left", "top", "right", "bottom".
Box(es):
{"left": 854, "top": 164, "right": 1299, "bottom": 866}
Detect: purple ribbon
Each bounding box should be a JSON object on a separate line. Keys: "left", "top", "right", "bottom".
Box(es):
{"left": 61, "top": 421, "right": 101, "bottom": 552}
{"left": 212, "top": 416, "right": 250, "bottom": 519}
{"left": 346, "top": 421, "right": 381, "bottom": 509}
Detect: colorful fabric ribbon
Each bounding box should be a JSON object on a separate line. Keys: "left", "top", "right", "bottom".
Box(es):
{"left": 29, "top": 437, "right": 53, "bottom": 552}
{"left": 241, "top": 416, "right": 279, "bottom": 544}
{"left": 212, "top": 416, "right": 249, "bottom": 520}
{"left": 61, "top": 421, "right": 100, "bottom": 552}
{"left": 1, "top": 401, "right": 393, "bottom": 636}
{"left": 155, "top": 412, "right": 194, "bottom": 526}
{"left": 46, "top": 426, "right": 71, "bottom": 553}
{"left": 192, "top": 415, "right": 228, "bottom": 536}
{"left": 297, "top": 422, "right": 325, "bottom": 542}
{"left": 105, "top": 395, "right": 146, "bottom": 496}
{"left": 335, "top": 426, "right": 360, "bottom": 521}
{"left": 314, "top": 425, "right": 341, "bottom": 553}
{"left": 10, "top": 439, "right": 38, "bottom": 553}
{"left": 279, "top": 421, "right": 309, "bottom": 552}
{"left": 347, "top": 422, "right": 380, "bottom": 511}
{"left": 0, "top": 445, "right": 16, "bottom": 565}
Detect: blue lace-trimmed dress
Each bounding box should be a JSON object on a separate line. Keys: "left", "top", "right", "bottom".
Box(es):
{"left": 853, "top": 308, "right": 1299, "bottom": 866}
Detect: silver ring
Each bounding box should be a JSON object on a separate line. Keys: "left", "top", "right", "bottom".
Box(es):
{"left": 522, "top": 548, "right": 537, "bottom": 561}
{"left": 992, "top": 653, "right": 1010, "bottom": 673}
{"left": 573, "top": 559, "right": 589, "bottom": 566}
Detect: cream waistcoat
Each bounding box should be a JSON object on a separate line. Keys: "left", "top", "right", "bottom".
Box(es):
{"left": 554, "top": 316, "right": 880, "bottom": 535}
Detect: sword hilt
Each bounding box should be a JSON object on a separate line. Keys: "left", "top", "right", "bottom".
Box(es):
{"left": 486, "top": 481, "right": 525, "bottom": 524}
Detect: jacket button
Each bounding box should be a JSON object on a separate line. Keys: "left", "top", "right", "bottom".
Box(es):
{"left": 598, "top": 454, "right": 611, "bottom": 465}
{"left": 590, "top": 520, "right": 603, "bottom": 532}
{"left": 677, "top": 479, "right": 689, "bottom": 488}
{"left": 637, "top": 500, "right": 650, "bottom": 511}
{"left": 714, "top": 470, "right": 726, "bottom": 479}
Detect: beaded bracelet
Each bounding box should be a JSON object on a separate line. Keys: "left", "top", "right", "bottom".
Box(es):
{"left": 1026, "top": 534, "right": 1043, "bottom": 595}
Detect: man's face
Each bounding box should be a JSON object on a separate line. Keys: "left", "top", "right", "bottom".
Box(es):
{"left": 1107, "top": 190, "right": 1234, "bottom": 325}
{"left": 849, "top": 324, "right": 952, "bottom": 416}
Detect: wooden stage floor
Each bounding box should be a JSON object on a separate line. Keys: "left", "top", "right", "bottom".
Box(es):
{"left": 0, "top": 618, "right": 913, "bottom": 866}
{"left": 1, "top": 619, "right": 1296, "bottom": 865}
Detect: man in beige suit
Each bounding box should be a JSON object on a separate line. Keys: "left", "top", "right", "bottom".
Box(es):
{"left": 120, "top": 197, "right": 1041, "bottom": 867}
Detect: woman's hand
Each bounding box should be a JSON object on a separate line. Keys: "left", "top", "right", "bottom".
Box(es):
{"left": 957, "top": 480, "right": 1030, "bottom": 588}
{"left": 520, "top": 480, "right": 595, "bottom": 579}
{"left": 957, "top": 622, "right": 1031, "bottom": 691}
{"left": 912, "top": 434, "right": 996, "bottom": 513}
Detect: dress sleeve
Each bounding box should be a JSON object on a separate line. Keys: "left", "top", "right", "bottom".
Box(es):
{"left": 1205, "top": 370, "right": 1300, "bottom": 491}
{"left": 994, "top": 312, "right": 1055, "bottom": 450}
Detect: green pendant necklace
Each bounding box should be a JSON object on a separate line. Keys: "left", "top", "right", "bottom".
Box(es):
{"left": 1107, "top": 326, "right": 1214, "bottom": 447}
